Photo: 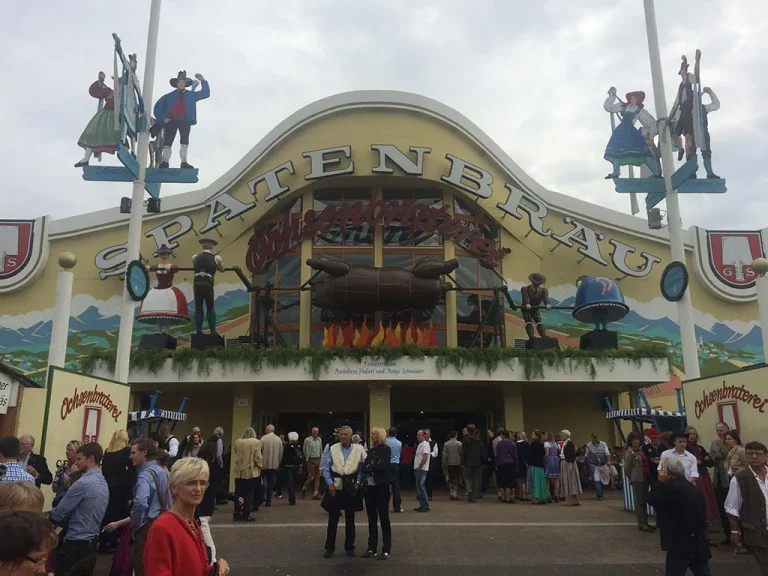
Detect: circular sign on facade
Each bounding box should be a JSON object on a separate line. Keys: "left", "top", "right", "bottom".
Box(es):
{"left": 660, "top": 261, "right": 689, "bottom": 302}
{"left": 126, "top": 260, "right": 150, "bottom": 302}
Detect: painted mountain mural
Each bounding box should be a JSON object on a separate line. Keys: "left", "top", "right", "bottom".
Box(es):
{"left": 0, "top": 281, "right": 251, "bottom": 383}
{"left": 0, "top": 280, "right": 763, "bottom": 385}
{"left": 502, "top": 281, "right": 764, "bottom": 379}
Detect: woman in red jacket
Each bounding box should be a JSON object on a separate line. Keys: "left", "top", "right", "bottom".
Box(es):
{"left": 144, "top": 458, "right": 231, "bottom": 576}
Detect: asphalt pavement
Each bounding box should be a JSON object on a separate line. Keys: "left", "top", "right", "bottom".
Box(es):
{"left": 94, "top": 489, "right": 762, "bottom": 575}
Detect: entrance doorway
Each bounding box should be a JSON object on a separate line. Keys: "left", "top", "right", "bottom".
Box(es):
{"left": 392, "top": 411, "right": 488, "bottom": 445}
{"left": 274, "top": 412, "right": 365, "bottom": 445}
{"left": 392, "top": 410, "right": 488, "bottom": 488}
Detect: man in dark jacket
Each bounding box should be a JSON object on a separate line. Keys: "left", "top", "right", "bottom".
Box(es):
{"left": 461, "top": 424, "right": 486, "bottom": 503}
{"left": 19, "top": 434, "right": 52, "bottom": 488}
{"left": 648, "top": 456, "right": 712, "bottom": 576}
{"left": 178, "top": 426, "right": 201, "bottom": 458}
{"left": 726, "top": 441, "right": 768, "bottom": 574}
{"left": 642, "top": 427, "right": 663, "bottom": 486}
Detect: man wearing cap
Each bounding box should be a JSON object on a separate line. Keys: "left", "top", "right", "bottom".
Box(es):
{"left": 192, "top": 238, "right": 224, "bottom": 335}
{"left": 521, "top": 273, "right": 551, "bottom": 340}
{"left": 642, "top": 428, "right": 664, "bottom": 486}
{"left": 153, "top": 70, "right": 210, "bottom": 169}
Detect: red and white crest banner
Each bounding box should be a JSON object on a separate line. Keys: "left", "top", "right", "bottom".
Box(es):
{"left": 693, "top": 226, "right": 768, "bottom": 302}
{"left": 0, "top": 217, "right": 49, "bottom": 294}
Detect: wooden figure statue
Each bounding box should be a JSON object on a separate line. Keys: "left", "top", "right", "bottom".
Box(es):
{"left": 192, "top": 238, "right": 224, "bottom": 335}
{"left": 521, "top": 273, "right": 551, "bottom": 339}
{"left": 153, "top": 71, "right": 210, "bottom": 169}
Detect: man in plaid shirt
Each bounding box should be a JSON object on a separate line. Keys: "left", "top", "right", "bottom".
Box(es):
{"left": 0, "top": 436, "right": 35, "bottom": 483}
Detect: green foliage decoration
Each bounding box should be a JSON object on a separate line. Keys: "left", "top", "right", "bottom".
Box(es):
{"left": 81, "top": 343, "right": 669, "bottom": 381}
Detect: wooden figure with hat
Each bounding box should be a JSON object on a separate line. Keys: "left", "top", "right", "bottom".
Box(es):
{"left": 521, "top": 272, "right": 551, "bottom": 340}
{"left": 666, "top": 50, "right": 722, "bottom": 180}
{"left": 192, "top": 237, "right": 224, "bottom": 335}
{"left": 667, "top": 54, "right": 697, "bottom": 164}
{"left": 152, "top": 69, "right": 210, "bottom": 169}
{"left": 602, "top": 87, "right": 661, "bottom": 179}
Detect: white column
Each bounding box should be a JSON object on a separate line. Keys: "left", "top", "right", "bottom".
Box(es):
{"left": 47, "top": 253, "right": 77, "bottom": 369}
{"left": 643, "top": 0, "right": 700, "bottom": 379}
{"left": 752, "top": 258, "right": 768, "bottom": 363}
{"left": 114, "top": 0, "right": 163, "bottom": 383}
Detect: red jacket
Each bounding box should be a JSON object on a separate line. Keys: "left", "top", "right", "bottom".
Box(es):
{"left": 143, "top": 511, "right": 212, "bottom": 576}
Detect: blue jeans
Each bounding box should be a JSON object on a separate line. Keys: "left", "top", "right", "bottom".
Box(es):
{"left": 263, "top": 469, "right": 276, "bottom": 505}
{"left": 284, "top": 467, "right": 297, "bottom": 505}
{"left": 595, "top": 480, "right": 604, "bottom": 499}
{"left": 414, "top": 469, "right": 429, "bottom": 510}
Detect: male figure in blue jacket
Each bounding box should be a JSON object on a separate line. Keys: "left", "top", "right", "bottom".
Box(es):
{"left": 153, "top": 70, "right": 210, "bottom": 169}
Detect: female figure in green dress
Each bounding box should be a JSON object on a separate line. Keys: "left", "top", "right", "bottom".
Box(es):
{"left": 74, "top": 71, "right": 122, "bottom": 167}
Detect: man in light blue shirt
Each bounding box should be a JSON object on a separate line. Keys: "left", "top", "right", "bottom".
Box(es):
{"left": 50, "top": 442, "right": 109, "bottom": 576}
{"left": 129, "top": 437, "right": 172, "bottom": 576}
{"left": 387, "top": 427, "right": 403, "bottom": 513}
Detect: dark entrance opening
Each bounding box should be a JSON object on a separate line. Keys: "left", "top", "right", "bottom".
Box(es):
{"left": 392, "top": 410, "right": 489, "bottom": 488}
{"left": 275, "top": 412, "right": 365, "bottom": 446}
{"left": 392, "top": 411, "right": 488, "bottom": 445}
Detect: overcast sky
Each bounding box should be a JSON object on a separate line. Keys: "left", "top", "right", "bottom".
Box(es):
{"left": 2, "top": 0, "right": 765, "bottom": 231}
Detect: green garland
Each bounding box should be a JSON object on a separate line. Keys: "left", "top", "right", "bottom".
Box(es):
{"left": 81, "top": 343, "right": 669, "bottom": 381}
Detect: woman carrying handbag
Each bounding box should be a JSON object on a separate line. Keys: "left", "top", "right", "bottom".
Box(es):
{"left": 360, "top": 427, "right": 392, "bottom": 560}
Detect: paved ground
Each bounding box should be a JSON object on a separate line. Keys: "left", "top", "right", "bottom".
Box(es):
{"left": 95, "top": 489, "right": 762, "bottom": 575}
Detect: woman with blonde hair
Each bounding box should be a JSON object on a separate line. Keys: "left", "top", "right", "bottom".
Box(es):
{"left": 0, "top": 481, "right": 45, "bottom": 512}
{"left": 361, "top": 427, "right": 392, "bottom": 560}
{"left": 100, "top": 429, "right": 134, "bottom": 553}
{"left": 52, "top": 440, "right": 81, "bottom": 505}
{"left": 144, "top": 458, "right": 231, "bottom": 575}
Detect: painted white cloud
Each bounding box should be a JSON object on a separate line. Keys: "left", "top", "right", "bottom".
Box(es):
{"left": 0, "top": 283, "right": 247, "bottom": 331}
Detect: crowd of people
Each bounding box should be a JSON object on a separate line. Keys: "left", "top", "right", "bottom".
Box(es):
{"left": 0, "top": 429, "right": 232, "bottom": 576}
{"left": 0, "top": 418, "right": 765, "bottom": 575}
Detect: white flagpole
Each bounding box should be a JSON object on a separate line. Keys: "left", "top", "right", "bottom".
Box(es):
{"left": 114, "top": 0, "right": 162, "bottom": 383}
{"left": 643, "top": 0, "right": 700, "bottom": 379}
{"left": 628, "top": 165, "right": 640, "bottom": 215}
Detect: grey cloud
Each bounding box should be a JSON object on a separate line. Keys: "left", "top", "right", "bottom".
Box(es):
{"left": 1, "top": 0, "right": 766, "bottom": 233}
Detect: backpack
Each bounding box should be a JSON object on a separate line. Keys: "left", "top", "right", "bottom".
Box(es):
{"left": 291, "top": 443, "right": 304, "bottom": 466}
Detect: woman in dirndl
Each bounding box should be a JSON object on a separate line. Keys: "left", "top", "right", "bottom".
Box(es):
{"left": 603, "top": 89, "right": 659, "bottom": 178}
{"left": 527, "top": 431, "right": 549, "bottom": 505}
{"left": 75, "top": 72, "right": 122, "bottom": 167}
{"left": 137, "top": 245, "right": 190, "bottom": 332}
{"left": 544, "top": 432, "right": 562, "bottom": 502}
{"left": 685, "top": 427, "right": 721, "bottom": 531}
{"left": 559, "top": 430, "right": 582, "bottom": 506}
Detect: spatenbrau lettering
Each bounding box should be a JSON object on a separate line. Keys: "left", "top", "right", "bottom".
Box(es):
{"left": 60, "top": 384, "right": 122, "bottom": 423}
